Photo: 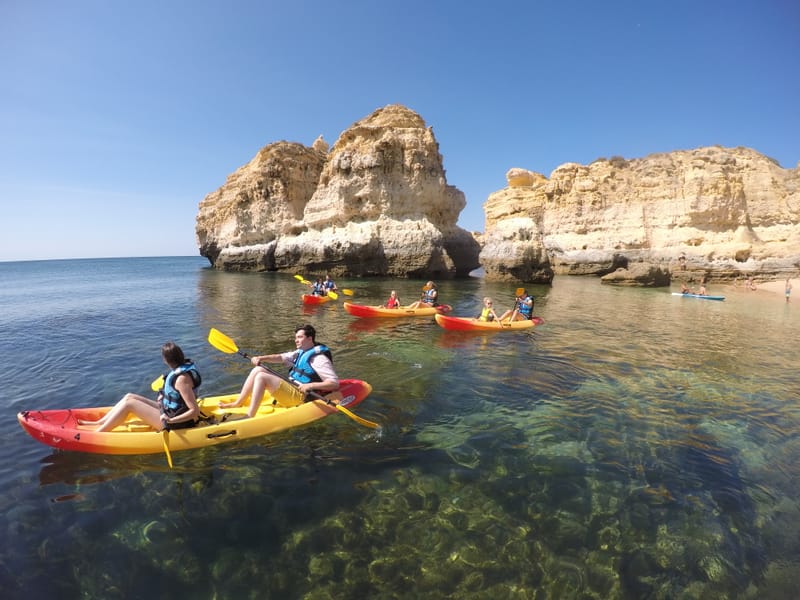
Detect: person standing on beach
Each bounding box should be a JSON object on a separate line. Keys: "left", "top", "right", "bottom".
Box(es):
{"left": 786, "top": 278, "right": 792, "bottom": 303}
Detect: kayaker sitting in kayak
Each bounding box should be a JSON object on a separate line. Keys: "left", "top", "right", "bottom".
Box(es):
{"left": 499, "top": 288, "right": 534, "bottom": 322}
{"left": 219, "top": 324, "right": 340, "bottom": 418}
{"left": 310, "top": 278, "right": 326, "bottom": 296}
{"left": 323, "top": 274, "right": 338, "bottom": 293}
{"left": 383, "top": 290, "right": 400, "bottom": 309}
{"left": 78, "top": 342, "right": 202, "bottom": 432}
{"left": 680, "top": 282, "right": 692, "bottom": 294}
{"left": 477, "top": 297, "right": 499, "bottom": 322}
{"left": 409, "top": 281, "right": 438, "bottom": 309}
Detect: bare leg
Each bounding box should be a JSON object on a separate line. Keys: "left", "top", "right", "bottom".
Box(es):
{"left": 219, "top": 366, "right": 262, "bottom": 409}
{"left": 246, "top": 370, "right": 281, "bottom": 418}
{"left": 85, "top": 393, "right": 162, "bottom": 432}
{"left": 220, "top": 367, "right": 281, "bottom": 418}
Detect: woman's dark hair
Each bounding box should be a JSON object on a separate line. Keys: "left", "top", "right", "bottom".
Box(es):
{"left": 295, "top": 324, "right": 316, "bottom": 343}
{"left": 161, "top": 342, "right": 186, "bottom": 367}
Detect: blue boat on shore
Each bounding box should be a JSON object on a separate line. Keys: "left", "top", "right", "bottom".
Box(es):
{"left": 671, "top": 292, "right": 725, "bottom": 301}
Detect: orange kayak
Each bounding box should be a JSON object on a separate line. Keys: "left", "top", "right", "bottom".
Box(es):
{"left": 435, "top": 313, "right": 542, "bottom": 331}
{"left": 343, "top": 301, "right": 452, "bottom": 318}
{"left": 18, "top": 379, "right": 372, "bottom": 456}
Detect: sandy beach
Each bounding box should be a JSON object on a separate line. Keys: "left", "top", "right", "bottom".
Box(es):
{"left": 721, "top": 277, "right": 794, "bottom": 299}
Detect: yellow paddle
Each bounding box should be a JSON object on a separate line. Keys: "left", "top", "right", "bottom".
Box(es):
{"left": 294, "top": 274, "right": 312, "bottom": 285}
{"left": 150, "top": 375, "right": 164, "bottom": 391}
{"left": 207, "top": 328, "right": 379, "bottom": 429}
{"left": 327, "top": 290, "right": 339, "bottom": 300}
{"left": 149, "top": 374, "right": 173, "bottom": 468}
{"left": 161, "top": 431, "right": 173, "bottom": 468}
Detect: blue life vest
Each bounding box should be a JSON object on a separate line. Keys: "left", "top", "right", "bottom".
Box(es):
{"left": 519, "top": 295, "right": 534, "bottom": 319}
{"left": 288, "top": 344, "right": 332, "bottom": 384}
{"left": 312, "top": 282, "right": 325, "bottom": 296}
{"left": 161, "top": 362, "right": 201, "bottom": 417}
{"left": 423, "top": 288, "right": 437, "bottom": 304}
{"left": 324, "top": 280, "right": 336, "bottom": 290}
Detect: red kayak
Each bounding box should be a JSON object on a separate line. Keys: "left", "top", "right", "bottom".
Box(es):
{"left": 343, "top": 301, "right": 452, "bottom": 318}
{"left": 302, "top": 294, "right": 332, "bottom": 305}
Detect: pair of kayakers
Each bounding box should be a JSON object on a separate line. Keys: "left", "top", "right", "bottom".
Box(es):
{"left": 477, "top": 289, "right": 535, "bottom": 322}
{"left": 309, "top": 274, "right": 338, "bottom": 296}
{"left": 680, "top": 281, "right": 708, "bottom": 295}
{"left": 381, "top": 281, "right": 439, "bottom": 309}
{"left": 79, "top": 324, "right": 339, "bottom": 432}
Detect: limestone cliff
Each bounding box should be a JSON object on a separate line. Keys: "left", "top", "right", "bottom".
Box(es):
{"left": 196, "top": 105, "right": 480, "bottom": 277}
{"left": 481, "top": 147, "right": 800, "bottom": 283}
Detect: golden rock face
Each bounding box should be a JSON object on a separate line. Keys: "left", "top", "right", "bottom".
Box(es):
{"left": 195, "top": 104, "right": 480, "bottom": 276}
{"left": 481, "top": 147, "right": 800, "bottom": 282}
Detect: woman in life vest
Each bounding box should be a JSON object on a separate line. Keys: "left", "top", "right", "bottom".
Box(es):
{"left": 78, "top": 342, "right": 201, "bottom": 432}
{"left": 311, "top": 278, "right": 326, "bottom": 296}
{"left": 477, "top": 297, "right": 499, "bottom": 321}
{"left": 499, "top": 288, "right": 535, "bottom": 321}
{"left": 383, "top": 290, "right": 400, "bottom": 309}
{"left": 409, "top": 281, "right": 438, "bottom": 309}
{"left": 220, "top": 324, "right": 340, "bottom": 418}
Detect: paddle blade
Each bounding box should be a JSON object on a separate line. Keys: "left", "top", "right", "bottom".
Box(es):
{"left": 293, "top": 274, "right": 304, "bottom": 281}
{"left": 341, "top": 288, "right": 354, "bottom": 296}
{"left": 335, "top": 404, "right": 379, "bottom": 429}
{"left": 151, "top": 375, "right": 164, "bottom": 392}
{"left": 208, "top": 327, "right": 239, "bottom": 354}
{"left": 327, "top": 290, "right": 339, "bottom": 300}
{"left": 516, "top": 287, "right": 525, "bottom": 296}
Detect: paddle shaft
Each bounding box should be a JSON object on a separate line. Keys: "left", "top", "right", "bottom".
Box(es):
{"left": 162, "top": 430, "right": 173, "bottom": 468}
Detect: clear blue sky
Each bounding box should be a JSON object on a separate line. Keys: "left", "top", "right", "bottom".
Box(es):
{"left": 2, "top": 0, "right": 798, "bottom": 261}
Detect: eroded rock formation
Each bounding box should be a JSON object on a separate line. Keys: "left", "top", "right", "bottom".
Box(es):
{"left": 196, "top": 105, "right": 480, "bottom": 277}
{"left": 481, "top": 147, "right": 800, "bottom": 284}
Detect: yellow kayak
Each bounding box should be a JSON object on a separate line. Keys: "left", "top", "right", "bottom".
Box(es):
{"left": 435, "top": 313, "right": 542, "bottom": 331}
{"left": 18, "top": 379, "right": 371, "bottom": 456}
{"left": 343, "top": 301, "right": 452, "bottom": 318}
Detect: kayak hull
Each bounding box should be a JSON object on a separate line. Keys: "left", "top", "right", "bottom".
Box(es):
{"left": 671, "top": 292, "right": 725, "bottom": 301}
{"left": 435, "top": 313, "right": 541, "bottom": 331}
{"left": 343, "top": 301, "right": 452, "bottom": 318}
{"left": 302, "top": 294, "right": 331, "bottom": 305}
{"left": 17, "top": 379, "right": 371, "bottom": 456}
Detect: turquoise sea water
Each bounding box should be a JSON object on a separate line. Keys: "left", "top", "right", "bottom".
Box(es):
{"left": 1, "top": 257, "right": 799, "bottom": 599}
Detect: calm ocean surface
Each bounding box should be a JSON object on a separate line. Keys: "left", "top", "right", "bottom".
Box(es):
{"left": 1, "top": 257, "right": 798, "bottom": 599}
